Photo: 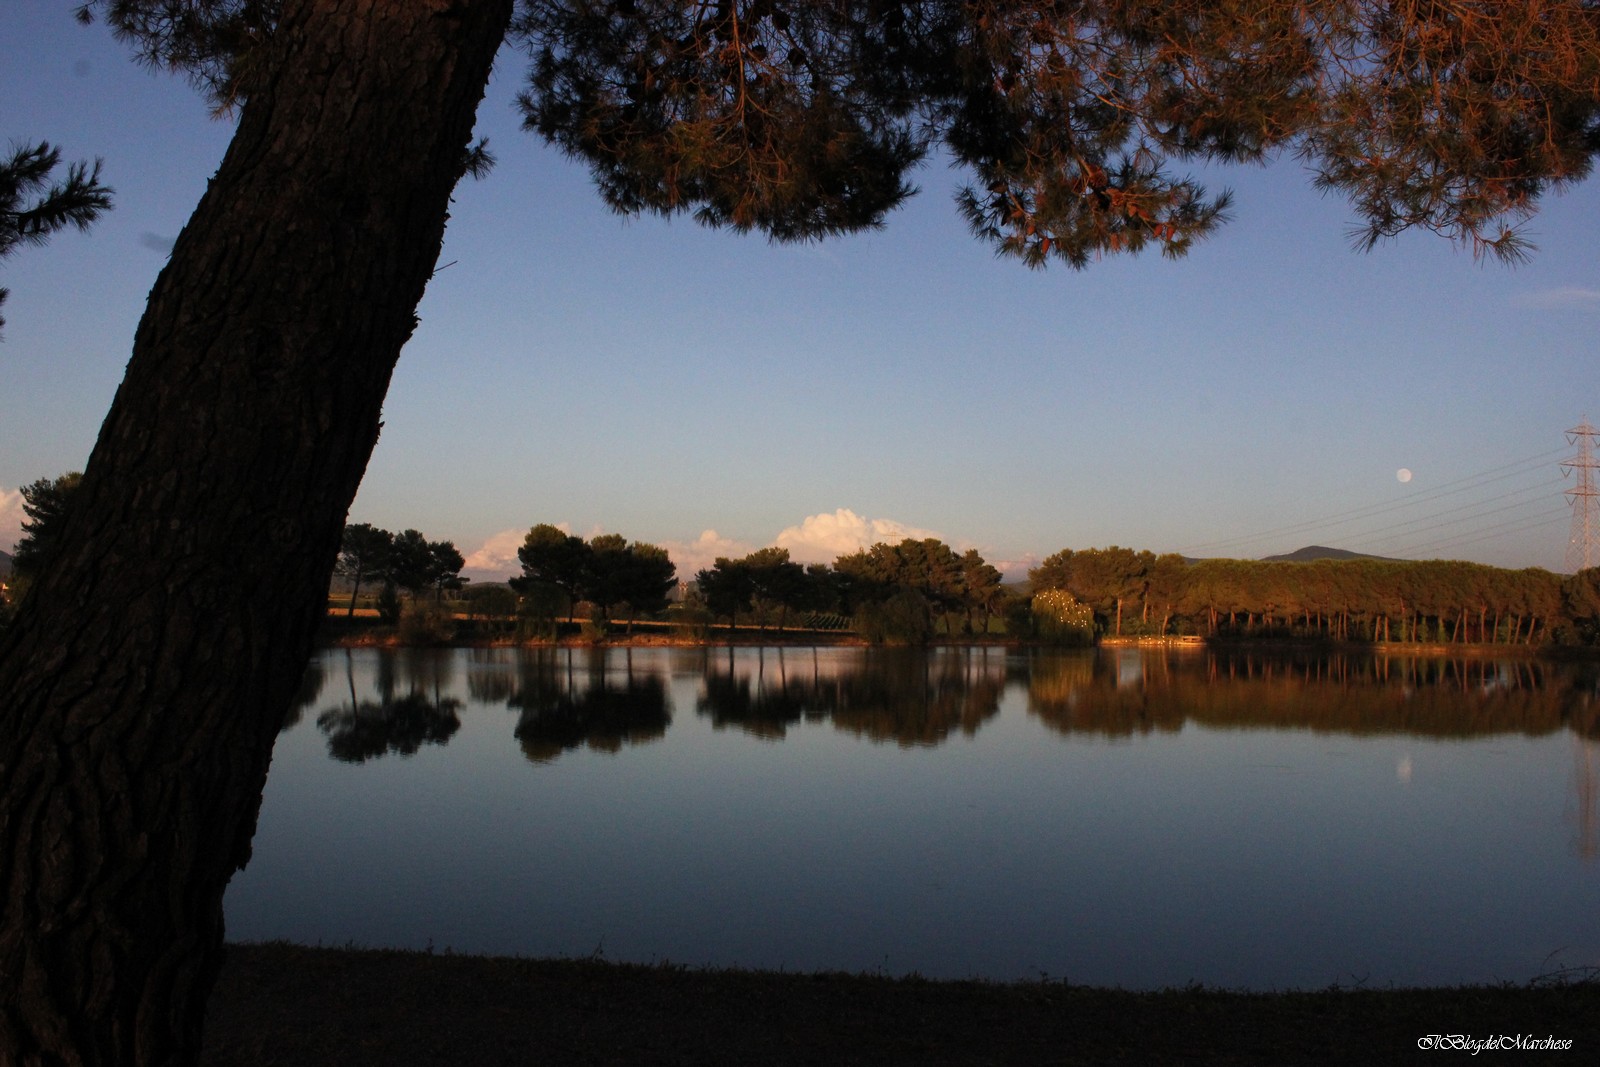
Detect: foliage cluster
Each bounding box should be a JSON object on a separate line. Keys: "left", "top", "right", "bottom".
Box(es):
{"left": 695, "top": 546, "right": 816, "bottom": 632}
{"left": 460, "top": 582, "right": 518, "bottom": 618}
{"left": 9, "top": 472, "right": 83, "bottom": 585}
{"left": 1031, "top": 588, "right": 1094, "bottom": 647}
{"left": 512, "top": 523, "right": 677, "bottom": 634}
{"left": 513, "top": 0, "right": 1600, "bottom": 265}
{"left": 396, "top": 598, "right": 458, "bottom": 646}
{"left": 694, "top": 538, "right": 1006, "bottom": 643}
{"left": 67, "top": 0, "right": 1600, "bottom": 272}
{"left": 335, "top": 523, "right": 467, "bottom": 624}
{"left": 1, "top": 472, "right": 85, "bottom": 630}
{"left": 664, "top": 602, "right": 714, "bottom": 638}
{"left": 1032, "top": 546, "right": 1600, "bottom": 646}
{"left": 0, "top": 141, "right": 111, "bottom": 333}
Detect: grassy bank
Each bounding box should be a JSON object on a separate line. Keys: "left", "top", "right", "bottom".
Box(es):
{"left": 316, "top": 612, "right": 875, "bottom": 648}
{"left": 320, "top": 610, "right": 1600, "bottom": 656}
{"left": 203, "top": 942, "right": 1597, "bottom": 1066}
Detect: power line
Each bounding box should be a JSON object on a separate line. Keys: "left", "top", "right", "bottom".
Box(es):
{"left": 1385, "top": 508, "right": 1570, "bottom": 559}
{"left": 1175, "top": 447, "right": 1566, "bottom": 557}
{"left": 1339, "top": 478, "right": 1562, "bottom": 549}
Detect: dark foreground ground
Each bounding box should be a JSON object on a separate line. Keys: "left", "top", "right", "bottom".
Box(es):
{"left": 203, "top": 942, "right": 1597, "bottom": 1066}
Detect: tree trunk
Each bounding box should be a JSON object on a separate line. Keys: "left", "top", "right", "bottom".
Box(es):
{"left": 346, "top": 564, "right": 364, "bottom": 616}
{"left": 0, "top": 3, "right": 512, "bottom": 1066}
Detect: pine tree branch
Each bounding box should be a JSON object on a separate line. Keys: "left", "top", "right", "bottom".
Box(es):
{"left": 1, "top": 142, "right": 113, "bottom": 258}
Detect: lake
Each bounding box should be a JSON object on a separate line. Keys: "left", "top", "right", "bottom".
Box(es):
{"left": 224, "top": 645, "right": 1600, "bottom": 991}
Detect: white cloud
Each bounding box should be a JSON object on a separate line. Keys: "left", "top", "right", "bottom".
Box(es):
{"left": 0, "top": 487, "right": 25, "bottom": 556}
{"left": 772, "top": 508, "right": 941, "bottom": 565}
{"left": 1511, "top": 287, "right": 1600, "bottom": 311}
{"left": 462, "top": 528, "right": 525, "bottom": 580}
{"left": 987, "top": 551, "right": 1040, "bottom": 582}
{"left": 463, "top": 522, "right": 579, "bottom": 581}
{"left": 660, "top": 529, "right": 754, "bottom": 579}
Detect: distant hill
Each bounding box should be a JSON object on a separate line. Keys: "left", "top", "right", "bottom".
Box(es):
{"left": 1261, "top": 545, "right": 1400, "bottom": 563}
{"left": 0, "top": 549, "right": 11, "bottom": 577}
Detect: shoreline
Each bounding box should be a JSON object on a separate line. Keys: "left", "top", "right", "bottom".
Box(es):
{"left": 204, "top": 941, "right": 1598, "bottom": 1066}
{"left": 316, "top": 615, "right": 1590, "bottom": 658}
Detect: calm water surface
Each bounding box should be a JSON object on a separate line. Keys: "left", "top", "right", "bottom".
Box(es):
{"left": 225, "top": 646, "right": 1600, "bottom": 990}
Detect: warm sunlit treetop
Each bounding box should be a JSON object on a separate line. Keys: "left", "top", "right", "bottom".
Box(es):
{"left": 77, "top": 0, "right": 1600, "bottom": 265}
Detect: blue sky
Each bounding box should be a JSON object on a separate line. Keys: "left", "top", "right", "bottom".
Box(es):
{"left": 4, "top": 4, "right": 1598, "bottom": 581}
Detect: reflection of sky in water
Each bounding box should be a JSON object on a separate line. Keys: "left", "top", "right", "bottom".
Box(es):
{"left": 228, "top": 647, "right": 1600, "bottom": 990}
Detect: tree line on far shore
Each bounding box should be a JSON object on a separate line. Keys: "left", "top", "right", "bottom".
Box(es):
{"left": 393, "top": 522, "right": 1600, "bottom": 649}
{"left": 507, "top": 530, "right": 1600, "bottom": 648}
{"left": 1030, "top": 546, "right": 1600, "bottom": 647}
{"left": 346, "top": 521, "right": 1017, "bottom": 642}
{"left": 11, "top": 481, "right": 1600, "bottom": 648}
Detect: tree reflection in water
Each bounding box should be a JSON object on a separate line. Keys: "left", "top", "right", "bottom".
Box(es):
{"left": 280, "top": 657, "right": 328, "bottom": 732}
{"left": 697, "top": 646, "right": 1009, "bottom": 746}
{"left": 1573, "top": 737, "right": 1600, "bottom": 860}
{"left": 286, "top": 645, "right": 1600, "bottom": 865}
{"left": 314, "top": 648, "right": 462, "bottom": 762}
{"left": 509, "top": 647, "right": 671, "bottom": 763}
{"left": 694, "top": 646, "right": 828, "bottom": 739}
{"left": 1026, "top": 649, "right": 1600, "bottom": 740}
{"left": 298, "top": 645, "right": 1600, "bottom": 760}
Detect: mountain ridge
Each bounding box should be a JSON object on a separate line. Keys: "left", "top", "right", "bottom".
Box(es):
{"left": 1260, "top": 545, "right": 1401, "bottom": 563}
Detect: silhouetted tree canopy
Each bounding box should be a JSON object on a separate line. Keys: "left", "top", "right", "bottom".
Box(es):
{"left": 10, "top": 472, "right": 83, "bottom": 581}
{"left": 81, "top": 0, "right": 1600, "bottom": 263}
{"left": 335, "top": 523, "right": 394, "bottom": 616}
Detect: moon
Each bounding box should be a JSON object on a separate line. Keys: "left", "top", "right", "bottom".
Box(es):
{"left": 1396, "top": 468, "right": 1413, "bottom": 483}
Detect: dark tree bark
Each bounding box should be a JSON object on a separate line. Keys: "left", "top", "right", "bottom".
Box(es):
{"left": 0, "top": 2, "right": 513, "bottom": 1064}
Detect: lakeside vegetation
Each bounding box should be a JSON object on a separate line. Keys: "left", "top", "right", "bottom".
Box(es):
{"left": 11, "top": 481, "right": 1597, "bottom": 651}
{"left": 316, "top": 520, "right": 1600, "bottom": 652}
{"left": 1032, "top": 548, "right": 1596, "bottom": 646}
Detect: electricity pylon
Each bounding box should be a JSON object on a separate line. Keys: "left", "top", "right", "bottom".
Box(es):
{"left": 1564, "top": 418, "right": 1600, "bottom": 572}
